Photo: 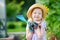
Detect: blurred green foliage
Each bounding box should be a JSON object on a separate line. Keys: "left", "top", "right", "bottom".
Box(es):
{"left": 6, "top": 0, "right": 35, "bottom": 21}
{"left": 36, "top": 0, "right": 60, "bottom": 39}
{"left": 6, "top": 0, "right": 24, "bottom": 18}
{"left": 20, "top": 22, "right": 27, "bottom": 28}
{"left": 7, "top": 21, "right": 26, "bottom": 32}
{"left": 8, "top": 23, "right": 16, "bottom": 29}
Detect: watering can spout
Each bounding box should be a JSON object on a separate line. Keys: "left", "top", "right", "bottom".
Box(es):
{"left": 16, "top": 15, "right": 27, "bottom": 23}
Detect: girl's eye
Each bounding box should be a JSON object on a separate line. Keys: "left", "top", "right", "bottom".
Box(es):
{"left": 34, "top": 12, "right": 36, "bottom": 14}
{"left": 39, "top": 13, "right": 40, "bottom": 14}
{"left": 39, "top": 13, "right": 41, "bottom": 14}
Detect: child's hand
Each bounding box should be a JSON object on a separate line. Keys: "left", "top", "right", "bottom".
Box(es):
{"left": 26, "top": 31, "right": 33, "bottom": 40}
{"left": 28, "top": 18, "right": 32, "bottom": 22}
{"left": 36, "top": 26, "right": 45, "bottom": 39}
{"left": 26, "top": 27, "right": 33, "bottom": 40}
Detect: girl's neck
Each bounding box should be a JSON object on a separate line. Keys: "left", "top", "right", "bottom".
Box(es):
{"left": 34, "top": 19, "right": 43, "bottom": 24}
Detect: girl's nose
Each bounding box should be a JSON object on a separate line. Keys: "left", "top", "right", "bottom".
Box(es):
{"left": 35, "top": 13, "right": 39, "bottom": 16}
{"left": 36, "top": 13, "right": 39, "bottom": 15}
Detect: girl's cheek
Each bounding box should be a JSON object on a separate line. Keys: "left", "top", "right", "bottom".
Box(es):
{"left": 39, "top": 15, "right": 42, "bottom": 18}
{"left": 34, "top": 15, "right": 36, "bottom": 18}
{"left": 32, "top": 14, "right": 36, "bottom": 18}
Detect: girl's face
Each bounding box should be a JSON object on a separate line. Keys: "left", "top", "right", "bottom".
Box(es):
{"left": 32, "top": 8, "right": 42, "bottom": 21}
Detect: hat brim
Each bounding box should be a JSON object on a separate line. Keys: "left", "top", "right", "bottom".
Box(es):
{"left": 27, "top": 4, "right": 48, "bottom": 19}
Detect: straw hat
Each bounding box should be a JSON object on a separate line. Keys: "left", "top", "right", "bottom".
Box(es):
{"left": 27, "top": 3, "right": 49, "bottom": 19}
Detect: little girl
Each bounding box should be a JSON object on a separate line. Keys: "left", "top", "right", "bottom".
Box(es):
{"left": 26, "top": 4, "right": 48, "bottom": 40}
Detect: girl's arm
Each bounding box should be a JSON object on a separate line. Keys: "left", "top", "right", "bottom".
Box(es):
{"left": 26, "top": 24, "right": 33, "bottom": 40}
